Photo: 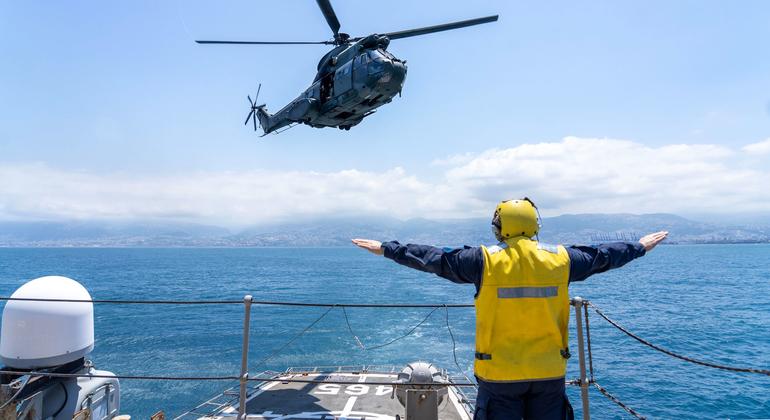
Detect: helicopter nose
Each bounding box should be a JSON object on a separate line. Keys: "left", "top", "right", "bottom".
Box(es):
{"left": 389, "top": 61, "right": 407, "bottom": 85}
{"left": 372, "top": 60, "right": 407, "bottom": 93}
{"left": 393, "top": 61, "right": 406, "bottom": 78}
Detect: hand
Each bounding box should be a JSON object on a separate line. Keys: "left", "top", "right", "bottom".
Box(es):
{"left": 639, "top": 231, "right": 668, "bottom": 252}
{"left": 351, "top": 238, "right": 384, "bottom": 256}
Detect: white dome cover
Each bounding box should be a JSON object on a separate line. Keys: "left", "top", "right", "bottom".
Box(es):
{"left": 1, "top": 276, "right": 94, "bottom": 369}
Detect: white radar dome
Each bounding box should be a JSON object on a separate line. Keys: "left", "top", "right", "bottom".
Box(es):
{"left": 1, "top": 276, "right": 94, "bottom": 369}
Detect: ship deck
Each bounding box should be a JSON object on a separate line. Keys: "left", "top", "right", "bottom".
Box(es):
{"left": 178, "top": 366, "right": 476, "bottom": 420}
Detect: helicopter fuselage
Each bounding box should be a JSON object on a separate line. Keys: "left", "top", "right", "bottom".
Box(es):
{"left": 198, "top": 3, "right": 497, "bottom": 135}
{"left": 257, "top": 36, "right": 407, "bottom": 134}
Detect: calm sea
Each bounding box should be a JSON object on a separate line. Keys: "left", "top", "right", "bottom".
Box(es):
{"left": 0, "top": 245, "right": 768, "bottom": 419}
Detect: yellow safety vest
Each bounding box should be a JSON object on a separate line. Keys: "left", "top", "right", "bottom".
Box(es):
{"left": 474, "top": 237, "right": 571, "bottom": 382}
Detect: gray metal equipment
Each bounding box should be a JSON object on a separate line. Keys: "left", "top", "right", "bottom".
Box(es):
{"left": 1, "top": 363, "right": 120, "bottom": 420}
{"left": 393, "top": 362, "right": 449, "bottom": 420}
{"left": 0, "top": 277, "right": 121, "bottom": 419}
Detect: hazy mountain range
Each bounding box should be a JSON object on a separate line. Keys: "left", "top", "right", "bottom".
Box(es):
{"left": 1, "top": 213, "right": 768, "bottom": 247}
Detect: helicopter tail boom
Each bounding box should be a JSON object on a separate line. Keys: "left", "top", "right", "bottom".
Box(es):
{"left": 245, "top": 84, "right": 313, "bottom": 135}
{"left": 254, "top": 104, "right": 297, "bottom": 135}
{"left": 255, "top": 106, "right": 272, "bottom": 134}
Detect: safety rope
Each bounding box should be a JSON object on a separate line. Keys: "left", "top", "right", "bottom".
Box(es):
{"left": 341, "top": 306, "right": 440, "bottom": 351}
{"left": 250, "top": 306, "right": 335, "bottom": 368}
{"left": 592, "top": 381, "right": 647, "bottom": 420}
{"left": 588, "top": 302, "right": 770, "bottom": 376}
{"left": 0, "top": 296, "right": 473, "bottom": 308}
{"left": 444, "top": 305, "right": 474, "bottom": 385}
{"left": 340, "top": 304, "right": 474, "bottom": 384}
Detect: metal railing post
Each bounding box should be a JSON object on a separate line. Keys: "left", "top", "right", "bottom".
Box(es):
{"left": 238, "top": 295, "right": 253, "bottom": 420}
{"left": 572, "top": 296, "right": 591, "bottom": 420}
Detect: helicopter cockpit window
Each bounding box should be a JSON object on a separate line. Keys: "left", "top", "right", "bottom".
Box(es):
{"left": 368, "top": 50, "right": 382, "bottom": 61}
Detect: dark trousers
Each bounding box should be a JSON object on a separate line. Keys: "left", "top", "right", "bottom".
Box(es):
{"left": 473, "top": 377, "right": 574, "bottom": 420}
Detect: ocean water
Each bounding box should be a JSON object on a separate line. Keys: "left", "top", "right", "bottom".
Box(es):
{"left": 0, "top": 245, "right": 768, "bottom": 419}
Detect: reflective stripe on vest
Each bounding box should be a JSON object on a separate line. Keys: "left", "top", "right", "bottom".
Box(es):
{"left": 497, "top": 286, "right": 558, "bottom": 298}
{"left": 475, "top": 237, "right": 571, "bottom": 382}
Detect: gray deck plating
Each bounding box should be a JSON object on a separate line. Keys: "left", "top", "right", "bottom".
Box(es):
{"left": 200, "top": 371, "right": 472, "bottom": 420}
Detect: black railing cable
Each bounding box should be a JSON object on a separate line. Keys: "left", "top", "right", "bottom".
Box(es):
{"left": 0, "top": 371, "right": 237, "bottom": 381}
{"left": 579, "top": 301, "right": 646, "bottom": 419}
{"left": 592, "top": 381, "right": 647, "bottom": 420}
{"left": 0, "top": 370, "right": 474, "bottom": 386}
{"left": 6, "top": 293, "right": 768, "bottom": 418}
{"left": 0, "top": 296, "right": 473, "bottom": 308}
{"left": 588, "top": 302, "right": 770, "bottom": 376}
{"left": 0, "top": 297, "right": 240, "bottom": 305}
{"left": 0, "top": 301, "right": 457, "bottom": 386}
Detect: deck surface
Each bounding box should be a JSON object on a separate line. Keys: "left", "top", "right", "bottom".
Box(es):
{"left": 209, "top": 371, "right": 472, "bottom": 420}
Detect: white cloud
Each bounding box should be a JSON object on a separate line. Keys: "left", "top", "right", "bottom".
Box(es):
{"left": 1, "top": 137, "right": 769, "bottom": 226}
{"left": 0, "top": 164, "right": 448, "bottom": 226}
{"left": 444, "top": 137, "right": 760, "bottom": 216}
{"left": 742, "top": 138, "right": 770, "bottom": 154}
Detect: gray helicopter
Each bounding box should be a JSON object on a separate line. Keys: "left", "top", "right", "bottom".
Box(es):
{"left": 197, "top": 1, "right": 498, "bottom": 135}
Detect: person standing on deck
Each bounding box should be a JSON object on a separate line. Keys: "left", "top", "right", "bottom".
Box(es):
{"left": 351, "top": 197, "right": 668, "bottom": 420}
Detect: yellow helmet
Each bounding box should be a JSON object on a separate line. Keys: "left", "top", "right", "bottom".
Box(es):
{"left": 491, "top": 197, "right": 540, "bottom": 241}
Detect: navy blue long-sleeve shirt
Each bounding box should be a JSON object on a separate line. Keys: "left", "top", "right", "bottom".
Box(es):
{"left": 381, "top": 241, "right": 646, "bottom": 294}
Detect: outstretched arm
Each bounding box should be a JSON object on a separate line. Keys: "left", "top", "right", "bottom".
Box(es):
{"left": 567, "top": 231, "right": 668, "bottom": 283}
{"left": 351, "top": 238, "right": 386, "bottom": 255}
{"left": 638, "top": 231, "right": 668, "bottom": 252}
{"left": 351, "top": 238, "right": 483, "bottom": 288}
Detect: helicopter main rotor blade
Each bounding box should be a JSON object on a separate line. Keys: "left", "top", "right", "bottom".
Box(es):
{"left": 374, "top": 15, "right": 498, "bottom": 41}
{"left": 315, "top": 0, "right": 341, "bottom": 37}
{"left": 196, "top": 40, "right": 334, "bottom": 45}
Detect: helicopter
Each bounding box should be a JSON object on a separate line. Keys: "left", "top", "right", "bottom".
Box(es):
{"left": 196, "top": 1, "right": 498, "bottom": 135}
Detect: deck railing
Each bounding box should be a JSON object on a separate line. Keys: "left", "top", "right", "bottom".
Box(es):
{"left": 1, "top": 294, "right": 768, "bottom": 419}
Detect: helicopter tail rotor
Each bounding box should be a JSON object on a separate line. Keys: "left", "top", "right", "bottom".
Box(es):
{"left": 245, "top": 84, "right": 266, "bottom": 132}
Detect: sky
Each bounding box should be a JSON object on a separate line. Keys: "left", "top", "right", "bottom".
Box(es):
{"left": 1, "top": 1, "right": 769, "bottom": 226}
